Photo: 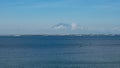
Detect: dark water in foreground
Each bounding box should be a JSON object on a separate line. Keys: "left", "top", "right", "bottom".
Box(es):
{"left": 0, "top": 35, "right": 120, "bottom": 68}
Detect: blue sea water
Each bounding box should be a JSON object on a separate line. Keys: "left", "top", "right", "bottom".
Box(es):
{"left": 0, "top": 35, "right": 120, "bottom": 68}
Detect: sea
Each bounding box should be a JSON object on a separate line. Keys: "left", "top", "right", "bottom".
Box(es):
{"left": 0, "top": 35, "right": 120, "bottom": 68}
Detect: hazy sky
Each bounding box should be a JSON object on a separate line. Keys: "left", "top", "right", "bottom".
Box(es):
{"left": 0, "top": 0, "right": 120, "bottom": 35}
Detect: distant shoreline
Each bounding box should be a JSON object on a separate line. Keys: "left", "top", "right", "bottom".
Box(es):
{"left": 0, "top": 34, "right": 120, "bottom": 36}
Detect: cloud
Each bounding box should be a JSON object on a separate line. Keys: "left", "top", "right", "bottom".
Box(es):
{"left": 52, "top": 23, "right": 80, "bottom": 30}
{"left": 52, "top": 23, "right": 120, "bottom": 34}
{"left": 71, "top": 23, "right": 78, "bottom": 30}
{"left": 52, "top": 23, "right": 71, "bottom": 30}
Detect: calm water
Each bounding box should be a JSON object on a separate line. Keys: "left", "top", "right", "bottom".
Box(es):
{"left": 0, "top": 35, "right": 120, "bottom": 68}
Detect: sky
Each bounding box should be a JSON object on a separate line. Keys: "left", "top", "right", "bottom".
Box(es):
{"left": 0, "top": 0, "right": 120, "bottom": 35}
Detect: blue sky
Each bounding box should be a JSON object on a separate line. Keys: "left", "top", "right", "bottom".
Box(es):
{"left": 0, "top": 0, "right": 120, "bottom": 35}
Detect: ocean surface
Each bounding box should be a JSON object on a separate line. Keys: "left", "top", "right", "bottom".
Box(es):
{"left": 0, "top": 35, "right": 120, "bottom": 68}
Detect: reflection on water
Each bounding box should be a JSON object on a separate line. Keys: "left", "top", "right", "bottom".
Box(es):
{"left": 0, "top": 35, "right": 120, "bottom": 68}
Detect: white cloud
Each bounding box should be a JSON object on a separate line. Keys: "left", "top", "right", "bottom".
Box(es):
{"left": 52, "top": 23, "right": 70, "bottom": 30}
{"left": 71, "top": 23, "right": 78, "bottom": 30}
{"left": 53, "top": 25, "right": 67, "bottom": 29}
{"left": 52, "top": 23, "right": 81, "bottom": 30}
